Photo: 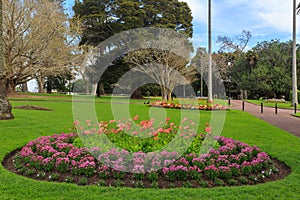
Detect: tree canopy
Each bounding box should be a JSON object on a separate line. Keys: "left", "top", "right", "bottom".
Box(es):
{"left": 229, "top": 40, "right": 300, "bottom": 99}
{"left": 73, "top": 0, "right": 193, "bottom": 46}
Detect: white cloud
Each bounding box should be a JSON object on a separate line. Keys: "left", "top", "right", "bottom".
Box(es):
{"left": 182, "top": 0, "right": 300, "bottom": 33}
{"left": 180, "top": 0, "right": 207, "bottom": 23}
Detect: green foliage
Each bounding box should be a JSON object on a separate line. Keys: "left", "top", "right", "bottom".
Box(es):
{"left": 113, "top": 179, "right": 125, "bottom": 187}
{"left": 49, "top": 173, "right": 60, "bottom": 181}
{"left": 78, "top": 177, "right": 88, "bottom": 186}
{"left": 150, "top": 181, "right": 159, "bottom": 189}
{"left": 65, "top": 176, "right": 74, "bottom": 183}
{"left": 96, "top": 179, "right": 107, "bottom": 187}
{"left": 133, "top": 173, "right": 144, "bottom": 181}
{"left": 73, "top": 0, "right": 193, "bottom": 46}
{"left": 227, "top": 179, "right": 238, "bottom": 186}
{"left": 133, "top": 180, "right": 144, "bottom": 188}
{"left": 214, "top": 178, "right": 224, "bottom": 187}
{"left": 73, "top": 137, "right": 84, "bottom": 148}
{"left": 147, "top": 172, "right": 159, "bottom": 182}
{"left": 231, "top": 40, "right": 300, "bottom": 99}
{"left": 289, "top": 90, "right": 300, "bottom": 103}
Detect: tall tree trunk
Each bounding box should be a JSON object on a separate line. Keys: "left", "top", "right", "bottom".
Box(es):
{"left": 0, "top": 0, "right": 13, "bottom": 119}
{"left": 131, "top": 88, "right": 142, "bottom": 99}
{"left": 91, "top": 83, "right": 97, "bottom": 96}
{"left": 99, "top": 82, "right": 105, "bottom": 96}
{"left": 7, "top": 79, "right": 16, "bottom": 94}
{"left": 22, "top": 82, "right": 28, "bottom": 92}
{"left": 0, "top": 78, "right": 14, "bottom": 120}
{"left": 167, "top": 90, "right": 172, "bottom": 102}
{"left": 162, "top": 86, "right": 168, "bottom": 101}
{"left": 36, "top": 76, "right": 45, "bottom": 93}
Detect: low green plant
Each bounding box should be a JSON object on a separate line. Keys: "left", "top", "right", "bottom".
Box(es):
{"left": 228, "top": 179, "right": 238, "bottom": 186}
{"left": 182, "top": 181, "right": 193, "bottom": 188}
{"left": 25, "top": 169, "right": 36, "bottom": 176}
{"left": 96, "top": 179, "right": 106, "bottom": 187}
{"left": 36, "top": 172, "right": 46, "bottom": 179}
{"left": 214, "top": 178, "right": 224, "bottom": 186}
{"left": 199, "top": 181, "right": 208, "bottom": 188}
{"left": 133, "top": 180, "right": 144, "bottom": 188}
{"left": 238, "top": 176, "right": 248, "bottom": 184}
{"left": 150, "top": 181, "right": 159, "bottom": 189}
{"left": 78, "top": 178, "right": 88, "bottom": 186}
{"left": 112, "top": 171, "right": 125, "bottom": 180}
{"left": 168, "top": 183, "right": 176, "bottom": 188}
{"left": 147, "top": 172, "right": 158, "bottom": 182}
{"left": 49, "top": 173, "right": 59, "bottom": 181}
{"left": 114, "top": 179, "right": 125, "bottom": 187}
{"left": 65, "top": 177, "right": 74, "bottom": 183}
{"left": 190, "top": 170, "right": 202, "bottom": 181}
{"left": 133, "top": 173, "right": 144, "bottom": 180}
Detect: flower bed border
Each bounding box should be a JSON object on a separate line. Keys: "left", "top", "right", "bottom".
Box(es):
{"left": 1, "top": 133, "right": 292, "bottom": 189}
{"left": 149, "top": 101, "right": 227, "bottom": 111}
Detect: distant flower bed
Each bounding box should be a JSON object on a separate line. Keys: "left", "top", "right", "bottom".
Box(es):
{"left": 9, "top": 118, "right": 288, "bottom": 188}
{"left": 150, "top": 100, "right": 226, "bottom": 110}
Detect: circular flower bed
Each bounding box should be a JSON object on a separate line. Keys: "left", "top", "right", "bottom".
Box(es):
{"left": 150, "top": 100, "right": 226, "bottom": 110}
{"left": 3, "top": 129, "right": 291, "bottom": 188}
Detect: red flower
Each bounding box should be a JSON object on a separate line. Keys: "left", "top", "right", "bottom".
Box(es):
{"left": 205, "top": 127, "right": 212, "bottom": 134}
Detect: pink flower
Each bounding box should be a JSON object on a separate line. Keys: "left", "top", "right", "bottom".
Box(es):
{"left": 133, "top": 131, "right": 138, "bottom": 135}
{"left": 205, "top": 127, "right": 212, "bottom": 134}
{"left": 133, "top": 115, "right": 139, "bottom": 121}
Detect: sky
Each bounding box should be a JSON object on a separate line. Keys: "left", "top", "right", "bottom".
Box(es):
{"left": 65, "top": 0, "right": 300, "bottom": 52}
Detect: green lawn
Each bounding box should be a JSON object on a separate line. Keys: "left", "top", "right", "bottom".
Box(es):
{"left": 1, "top": 95, "right": 300, "bottom": 199}
{"left": 293, "top": 112, "right": 300, "bottom": 117}
{"left": 247, "top": 99, "right": 299, "bottom": 110}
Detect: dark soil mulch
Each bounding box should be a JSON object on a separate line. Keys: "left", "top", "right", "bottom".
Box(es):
{"left": 13, "top": 105, "right": 52, "bottom": 111}
{"left": 1, "top": 148, "right": 292, "bottom": 189}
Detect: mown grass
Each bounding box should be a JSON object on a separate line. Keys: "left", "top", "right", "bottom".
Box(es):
{"left": 1, "top": 95, "right": 300, "bottom": 199}
{"left": 247, "top": 99, "right": 299, "bottom": 110}
{"left": 293, "top": 112, "right": 300, "bottom": 117}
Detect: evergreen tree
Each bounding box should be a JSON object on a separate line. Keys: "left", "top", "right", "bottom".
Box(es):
{"left": 73, "top": 0, "right": 193, "bottom": 46}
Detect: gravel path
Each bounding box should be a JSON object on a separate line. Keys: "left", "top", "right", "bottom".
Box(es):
{"left": 230, "top": 100, "right": 300, "bottom": 137}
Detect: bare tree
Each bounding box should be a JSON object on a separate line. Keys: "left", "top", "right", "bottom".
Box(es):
{"left": 125, "top": 48, "right": 197, "bottom": 101}
{"left": 2, "top": 0, "right": 82, "bottom": 94}
{"left": 217, "top": 30, "right": 252, "bottom": 53}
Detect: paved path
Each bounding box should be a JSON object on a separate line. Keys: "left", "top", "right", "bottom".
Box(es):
{"left": 230, "top": 100, "right": 300, "bottom": 137}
